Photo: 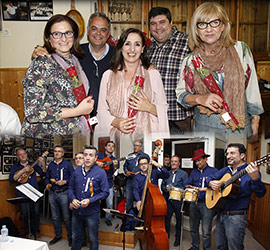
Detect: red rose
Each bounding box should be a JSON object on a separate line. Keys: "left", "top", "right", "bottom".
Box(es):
{"left": 67, "top": 66, "right": 77, "bottom": 77}
{"left": 135, "top": 76, "right": 144, "bottom": 87}
{"left": 192, "top": 57, "right": 202, "bottom": 68}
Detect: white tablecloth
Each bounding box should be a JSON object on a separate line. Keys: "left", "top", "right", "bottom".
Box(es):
{"left": 0, "top": 236, "right": 49, "bottom": 250}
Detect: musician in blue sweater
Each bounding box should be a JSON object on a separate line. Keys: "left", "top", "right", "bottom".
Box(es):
{"left": 133, "top": 156, "right": 170, "bottom": 211}
{"left": 207, "top": 143, "right": 266, "bottom": 250}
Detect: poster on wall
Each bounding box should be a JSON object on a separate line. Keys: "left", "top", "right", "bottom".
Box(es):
{"left": 2, "top": 1, "right": 29, "bottom": 21}
{"left": 2, "top": 155, "right": 17, "bottom": 174}
{"left": 29, "top": 0, "right": 53, "bottom": 21}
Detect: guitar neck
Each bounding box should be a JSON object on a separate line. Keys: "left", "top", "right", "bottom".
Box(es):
{"left": 105, "top": 157, "right": 126, "bottom": 166}
{"left": 223, "top": 157, "right": 266, "bottom": 188}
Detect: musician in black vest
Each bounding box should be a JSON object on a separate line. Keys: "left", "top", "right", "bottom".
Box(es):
{"left": 32, "top": 12, "right": 114, "bottom": 117}
{"left": 9, "top": 148, "right": 46, "bottom": 239}
{"left": 208, "top": 143, "right": 266, "bottom": 250}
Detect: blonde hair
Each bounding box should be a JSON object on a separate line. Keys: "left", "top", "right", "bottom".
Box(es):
{"left": 188, "top": 2, "right": 235, "bottom": 51}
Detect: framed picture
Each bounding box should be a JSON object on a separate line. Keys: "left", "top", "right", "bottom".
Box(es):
{"left": 43, "top": 140, "right": 50, "bottom": 149}
{"left": 2, "top": 155, "right": 16, "bottom": 174}
{"left": 2, "top": 1, "right": 28, "bottom": 21}
{"left": 29, "top": 0, "right": 53, "bottom": 21}
{"left": 25, "top": 137, "right": 34, "bottom": 147}
{"left": 34, "top": 138, "right": 43, "bottom": 148}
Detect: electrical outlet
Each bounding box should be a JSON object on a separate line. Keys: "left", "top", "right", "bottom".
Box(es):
{"left": 3, "top": 29, "right": 11, "bottom": 37}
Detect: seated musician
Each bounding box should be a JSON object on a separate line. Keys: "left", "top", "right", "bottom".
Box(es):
{"left": 161, "top": 155, "right": 188, "bottom": 247}
{"left": 133, "top": 156, "right": 170, "bottom": 212}
{"left": 96, "top": 140, "right": 118, "bottom": 226}
{"left": 207, "top": 143, "right": 266, "bottom": 250}
{"left": 9, "top": 148, "right": 46, "bottom": 239}
{"left": 186, "top": 149, "right": 218, "bottom": 250}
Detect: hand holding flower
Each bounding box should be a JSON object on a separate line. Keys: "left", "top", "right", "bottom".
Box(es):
{"left": 76, "top": 96, "right": 94, "bottom": 116}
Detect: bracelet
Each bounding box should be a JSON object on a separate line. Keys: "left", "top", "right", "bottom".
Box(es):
{"left": 251, "top": 115, "right": 260, "bottom": 120}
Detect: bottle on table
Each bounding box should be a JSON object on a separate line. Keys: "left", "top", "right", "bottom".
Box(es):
{"left": 1, "top": 225, "right": 9, "bottom": 242}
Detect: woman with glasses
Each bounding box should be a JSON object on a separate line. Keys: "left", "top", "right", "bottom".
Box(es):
{"left": 95, "top": 28, "right": 169, "bottom": 140}
{"left": 176, "top": 2, "right": 263, "bottom": 139}
{"left": 21, "top": 14, "right": 94, "bottom": 138}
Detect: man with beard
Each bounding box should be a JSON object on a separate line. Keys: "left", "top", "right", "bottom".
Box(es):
{"left": 208, "top": 143, "right": 266, "bottom": 250}
{"left": 186, "top": 149, "right": 218, "bottom": 250}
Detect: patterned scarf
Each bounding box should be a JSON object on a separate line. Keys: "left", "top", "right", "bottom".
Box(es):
{"left": 192, "top": 45, "right": 245, "bottom": 130}
{"left": 106, "top": 62, "right": 152, "bottom": 139}
{"left": 52, "top": 53, "right": 91, "bottom": 134}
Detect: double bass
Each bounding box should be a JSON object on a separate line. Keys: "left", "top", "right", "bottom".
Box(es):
{"left": 137, "top": 140, "right": 169, "bottom": 250}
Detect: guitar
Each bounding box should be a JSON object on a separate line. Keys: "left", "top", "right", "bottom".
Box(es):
{"left": 205, "top": 154, "right": 270, "bottom": 210}
{"left": 16, "top": 151, "right": 49, "bottom": 184}
{"left": 97, "top": 154, "right": 136, "bottom": 171}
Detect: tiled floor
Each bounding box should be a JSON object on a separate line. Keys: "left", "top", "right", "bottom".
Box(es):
{"left": 39, "top": 221, "right": 265, "bottom": 250}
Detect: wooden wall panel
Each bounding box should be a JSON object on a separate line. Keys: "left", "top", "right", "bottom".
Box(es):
{"left": 0, "top": 180, "right": 18, "bottom": 221}
{"left": 257, "top": 61, "right": 270, "bottom": 81}
{"left": 253, "top": 183, "right": 270, "bottom": 250}
{"left": 0, "top": 68, "right": 26, "bottom": 124}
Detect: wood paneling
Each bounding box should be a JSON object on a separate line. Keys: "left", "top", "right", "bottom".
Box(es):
{"left": 257, "top": 61, "right": 270, "bottom": 81}
{"left": 253, "top": 183, "right": 270, "bottom": 250}
{"left": 0, "top": 68, "right": 26, "bottom": 124}
{"left": 0, "top": 180, "right": 18, "bottom": 221}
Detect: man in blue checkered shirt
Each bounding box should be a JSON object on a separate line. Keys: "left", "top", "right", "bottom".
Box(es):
{"left": 147, "top": 7, "right": 193, "bottom": 134}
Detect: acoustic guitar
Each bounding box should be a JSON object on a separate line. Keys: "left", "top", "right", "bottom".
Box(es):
{"left": 16, "top": 151, "right": 49, "bottom": 184}
{"left": 205, "top": 154, "right": 270, "bottom": 210}
{"left": 97, "top": 154, "right": 136, "bottom": 171}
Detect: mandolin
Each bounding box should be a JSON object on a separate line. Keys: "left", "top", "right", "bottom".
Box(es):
{"left": 205, "top": 154, "right": 270, "bottom": 210}
{"left": 97, "top": 154, "right": 136, "bottom": 171}
{"left": 16, "top": 151, "right": 49, "bottom": 184}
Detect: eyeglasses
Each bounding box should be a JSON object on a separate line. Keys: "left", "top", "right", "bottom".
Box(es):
{"left": 50, "top": 31, "right": 74, "bottom": 39}
{"left": 196, "top": 19, "right": 221, "bottom": 30}
{"left": 75, "top": 157, "right": 84, "bottom": 160}
{"left": 139, "top": 163, "right": 148, "bottom": 166}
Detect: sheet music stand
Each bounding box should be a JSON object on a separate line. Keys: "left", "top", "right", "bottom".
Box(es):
{"left": 104, "top": 209, "right": 143, "bottom": 250}
{"left": 7, "top": 197, "right": 32, "bottom": 239}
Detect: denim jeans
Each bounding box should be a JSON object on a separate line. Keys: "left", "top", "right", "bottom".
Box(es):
{"left": 72, "top": 212, "right": 99, "bottom": 250}
{"left": 189, "top": 202, "right": 215, "bottom": 250}
{"left": 165, "top": 200, "right": 182, "bottom": 237}
{"left": 49, "top": 190, "right": 72, "bottom": 239}
{"left": 125, "top": 179, "right": 134, "bottom": 213}
{"left": 216, "top": 212, "right": 247, "bottom": 250}
{"left": 20, "top": 200, "right": 40, "bottom": 235}
{"left": 105, "top": 187, "right": 114, "bottom": 221}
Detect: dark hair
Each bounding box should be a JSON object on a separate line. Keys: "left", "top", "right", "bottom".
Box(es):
{"left": 43, "top": 14, "right": 83, "bottom": 57}
{"left": 226, "top": 143, "right": 246, "bottom": 154}
{"left": 171, "top": 155, "right": 181, "bottom": 162}
{"left": 16, "top": 148, "right": 26, "bottom": 154}
{"left": 148, "top": 7, "right": 172, "bottom": 24}
{"left": 164, "top": 154, "right": 170, "bottom": 159}
{"left": 105, "top": 140, "right": 115, "bottom": 147}
{"left": 138, "top": 156, "right": 149, "bottom": 164}
{"left": 75, "top": 152, "right": 84, "bottom": 156}
{"left": 110, "top": 28, "right": 151, "bottom": 72}
{"left": 84, "top": 145, "right": 97, "bottom": 155}
{"left": 87, "top": 12, "right": 111, "bottom": 31}
{"left": 54, "top": 145, "right": 64, "bottom": 152}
